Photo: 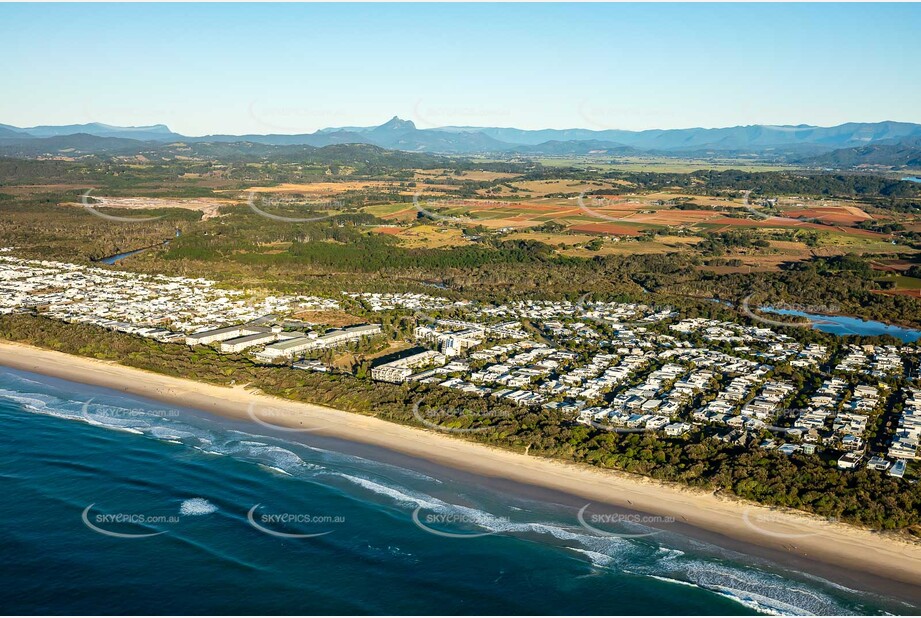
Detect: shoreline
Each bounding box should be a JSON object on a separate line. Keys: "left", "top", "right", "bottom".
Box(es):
{"left": 1, "top": 341, "right": 920, "bottom": 601}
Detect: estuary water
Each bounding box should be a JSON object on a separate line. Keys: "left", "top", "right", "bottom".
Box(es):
{"left": 761, "top": 307, "right": 921, "bottom": 342}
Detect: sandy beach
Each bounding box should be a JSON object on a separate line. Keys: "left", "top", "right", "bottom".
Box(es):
{"left": 1, "top": 340, "right": 920, "bottom": 595}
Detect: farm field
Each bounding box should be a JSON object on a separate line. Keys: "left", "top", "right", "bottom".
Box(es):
{"left": 886, "top": 274, "right": 921, "bottom": 290}
{"left": 0, "top": 184, "right": 93, "bottom": 196}
{"left": 559, "top": 235, "right": 703, "bottom": 257}
{"left": 783, "top": 206, "right": 872, "bottom": 224}
{"left": 414, "top": 168, "right": 519, "bottom": 182}
{"left": 244, "top": 181, "right": 399, "bottom": 195}
{"left": 371, "top": 185, "right": 913, "bottom": 272}
{"left": 243, "top": 180, "right": 461, "bottom": 198}
{"left": 371, "top": 224, "right": 470, "bottom": 249}
{"left": 530, "top": 156, "right": 797, "bottom": 173}
{"left": 774, "top": 196, "right": 884, "bottom": 221}
{"left": 567, "top": 221, "right": 646, "bottom": 236}
{"left": 505, "top": 231, "right": 602, "bottom": 246}
{"left": 478, "top": 179, "right": 625, "bottom": 197}
{"left": 20, "top": 162, "right": 915, "bottom": 285}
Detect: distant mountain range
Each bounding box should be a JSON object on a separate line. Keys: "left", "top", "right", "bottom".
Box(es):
{"left": 2, "top": 117, "right": 921, "bottom": 166}
{"left": 799, "top": 137, "right": 921, "bottom": 169}
{"left": 0, "top": 122, "right": 180, "bottom": 141}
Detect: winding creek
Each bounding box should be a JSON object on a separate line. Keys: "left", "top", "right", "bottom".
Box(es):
{"left": 96, "top": 232, "right": 179, "bottom": 265}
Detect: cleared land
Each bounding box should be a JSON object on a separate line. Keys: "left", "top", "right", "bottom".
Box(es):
{"left": 244, "top": 181, "right": 396, "bottom": 195}
{"left": 414, "top": 169, "right": 519, "bottom": 182}
{"left": 532, "top": 156, "right": 797, "bottom": 173}
{"left": 67, "top": 196, "right": 234, "bottom": 219}
{"left": 375, "top": 224, "right": 471, "bottom": 249}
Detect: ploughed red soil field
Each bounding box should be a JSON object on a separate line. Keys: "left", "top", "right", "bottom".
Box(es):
{"left": 623, "top": 210, "right": 722, "bottom": 224}
{"left": 707, "top": 217, "right": 886, "bottom": 237}
{"left": 870, "top": 259, "right": 915, "bottom": 272}
{"left": 874, "top": 288, "right": 921, "bottom": 299}
{"left": 373, "top": 226, "right": 404, "bottom": 235}
{"left": 784, "top": 205, "right": 872, "bottom": 225}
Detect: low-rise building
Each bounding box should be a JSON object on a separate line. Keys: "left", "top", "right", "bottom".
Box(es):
{"left": 371, "top": 350, "right": 447, "bottom": 383}
{"left": 220, "top": 330, "right": 277, "bottom": 353}
{"left": 187, "top": 324, "right": 265, "bottom": 346}
{"left": 664, "top": 422, "right": 692, "bottom": 436}
{"left": 837, "top": 452, "right": 863, "bottom": 469}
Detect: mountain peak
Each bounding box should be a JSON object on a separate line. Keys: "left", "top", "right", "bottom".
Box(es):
{"left": 375, "top": 116, "right": 416, "bottom": 132}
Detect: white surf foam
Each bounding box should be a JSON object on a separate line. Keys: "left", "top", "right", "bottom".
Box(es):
{"left": 259, "top": 464, "right": 292, "bottom": 476}
{"left": 335, "top": 473, "right": 444, "bottom": 510}
{"left": 180, "top": 498, "right": 218, "bottom": 516}
{"left": 675, "top": 562, "right": 847, "bottom": 616}
{"left": 570, "top": 547, "right": 616, "bottom": 568}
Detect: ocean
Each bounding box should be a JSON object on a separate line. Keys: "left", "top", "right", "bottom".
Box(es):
{"left": 0, "top": 366, "right": 916, "bottom": 616}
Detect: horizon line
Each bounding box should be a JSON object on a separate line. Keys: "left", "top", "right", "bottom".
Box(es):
{"left": 4, "top": 117, "right": 919, "bottom": 139}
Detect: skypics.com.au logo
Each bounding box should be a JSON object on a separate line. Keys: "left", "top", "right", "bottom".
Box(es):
{"left": 81, "top": 497, "right": 217, "bottom": 539}
{"left": 246, "top": 192, "right": 341, "bottom": 223}
{"left": 411, "top": 99, "right": 512, "bottom": 130}
{"left": 411, "top": 399, "right": 509, "bottom": 435}
{"left": 411, "top": 506, "right": 509, "bottom": 539}
{"left": 576, "top": 504, "right": 675, "bottom": 539}
{"left": 246, "top": 401, "right": 323, "bottom": 434}
{"left": 575, "top": 192, "right": 644, "bottom": 226}
{"left": 411, "top": 193, "right": 481, "bottom": 225}
{"left": 247, "top": 504, "right": 344, "bottom": 539}
{"left": 81, "top": 398, "right": 180, "bottom": 423}
{"left": 81, "top": 189, "right": 164, "bottom": 223}
{"left": 742, "top": 507, "right": 839, "bottom": 540}
{"left": 740, "top": 294, "right": 847, "bottom": 333}
{"left": 81, "top": 505, "right": 175, "bottom": 539}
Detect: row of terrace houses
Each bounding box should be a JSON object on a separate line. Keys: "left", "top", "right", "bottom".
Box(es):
{"left": 741, "top": 381, "right": 795, "bottom": 421}
{"left": 350, "top": 292, "right": 463, "bottom": 312}
{"left": 693, "top": 366, "right": 771, "bottom": 428}
{"left": 889, "top": 387, "right": 921, "bottom": 461}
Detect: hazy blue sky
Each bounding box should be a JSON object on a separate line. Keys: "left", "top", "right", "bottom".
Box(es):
{"left": 1, "top": 3, "right": 919, "bottom": 135}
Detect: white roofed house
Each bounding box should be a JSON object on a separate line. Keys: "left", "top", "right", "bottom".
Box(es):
{"left": 837, "top": 452, "right": 863, "bottom": 469}
{"left": 664, "top": 422, "right": 692, "bottom": 437}
{"left": 867, "top": 456, "right": 891, "bottom": 472}
{"left": 889, "top": 459, "right": 908, "bottom": 478}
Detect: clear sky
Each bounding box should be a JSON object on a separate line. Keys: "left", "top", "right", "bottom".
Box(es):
{"left": 1, "top": 3, "right": 919, "bottom": 135}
